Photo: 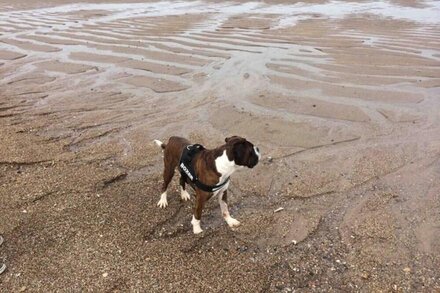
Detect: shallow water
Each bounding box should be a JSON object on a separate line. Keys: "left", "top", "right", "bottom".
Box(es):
{"left": 2, "top": 1, "right": 440, "bottom": 26}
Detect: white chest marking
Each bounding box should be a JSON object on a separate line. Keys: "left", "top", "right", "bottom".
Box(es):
{"left": 215, "top": 150, "right": 238, "bottom": 183}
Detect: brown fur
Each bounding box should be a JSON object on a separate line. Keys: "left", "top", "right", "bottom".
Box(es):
{"left": 156, "top": 136, "right": 259, "bottom": 229}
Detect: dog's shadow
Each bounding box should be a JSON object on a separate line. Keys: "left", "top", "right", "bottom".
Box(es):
{"left": 142, "top": 193, "right": 242, "bottom": 248}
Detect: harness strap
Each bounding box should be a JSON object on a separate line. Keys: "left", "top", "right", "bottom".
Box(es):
{"left": 194, "top": 176, "right": 230, "bottom": 192}
{"left": 179, "top": 144, "right": 230, "bottom": 193}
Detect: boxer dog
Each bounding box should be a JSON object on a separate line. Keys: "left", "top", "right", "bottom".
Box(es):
{"left": 153, "top": 136, "right": 261, "bottom": 234}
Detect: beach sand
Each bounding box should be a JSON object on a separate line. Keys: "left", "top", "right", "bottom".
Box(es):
{"left": 1, "top": 0, "right": 439, "bottom": 291}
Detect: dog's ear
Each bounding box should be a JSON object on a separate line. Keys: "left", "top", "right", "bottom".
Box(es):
{"left": 225, "top": 136, "right": 235, "bottom": 143}
{"left": 225, "top": 136, "right": 244, "bottom": 143}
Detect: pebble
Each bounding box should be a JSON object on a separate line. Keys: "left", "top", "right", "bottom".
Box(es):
{"left": 0, "top": 263, "right": 6, "bottom": 275}
{"left": 238, "top": 246, "right": 248, "bottom": 253}
{"left": 274, "top": 207, "right": 284, "bottom": 213}
{"left": 102, "top": 272, "right": 108, "bottom": 278}
{"left": 403, "top": 267, "right": 411, "bottom": 273}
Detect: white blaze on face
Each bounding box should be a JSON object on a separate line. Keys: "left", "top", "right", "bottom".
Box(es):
{"left": 254, "top": 146, "right": 261, "bottom": 160}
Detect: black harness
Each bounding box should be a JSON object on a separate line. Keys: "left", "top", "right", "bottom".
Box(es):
{"left": 179, "top": 144, "right": 230, "bottom": 193}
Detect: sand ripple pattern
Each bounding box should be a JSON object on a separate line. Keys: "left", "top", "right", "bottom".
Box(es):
{"left": 1, "top": 1, "right": 440, "bottom": 187}
{"left": 1, "top": 0, "right": 440, "bottom": 196}
{"left": 1, "top": 1, "right": 440, "bottom": 292}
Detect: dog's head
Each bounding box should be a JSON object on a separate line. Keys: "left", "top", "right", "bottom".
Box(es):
{"left": 225, "top": 136, "right": 261, "bottom": 168}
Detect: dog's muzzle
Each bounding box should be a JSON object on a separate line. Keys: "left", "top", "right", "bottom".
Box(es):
{"left": 248, "top": 146, "right": 261, "bottom": 168}
{"left": 254, "top": 146, "right": 261, "bottom": 160}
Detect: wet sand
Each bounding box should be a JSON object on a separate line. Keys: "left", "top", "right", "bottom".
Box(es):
{"left": 1, "top": 0, "right": 440, "bottom": 291}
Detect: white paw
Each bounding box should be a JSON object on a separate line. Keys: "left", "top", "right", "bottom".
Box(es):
{"left": 181, "top": 189, "right": 191, "bottom": 201}
{"left": 193, "top": 226, "right": 203, "bottom": 234}
{"left": 226, "top": 217, "right": 241, "bottom": 228}
{"left": 157, "top": 198, "right": 168, "bottom": 208}
{"left": 191, "top": 216, "right": 203, "bottom": 234}
{"left": 157, "top": 193, "right": 168, "bottom": 208}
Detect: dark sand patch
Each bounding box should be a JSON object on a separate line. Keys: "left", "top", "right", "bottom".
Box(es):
{"left": 36, "top": 60, "right": 96, "bottom": 74}
{"left": 0, "top": 50, "right": 26, "bottom": 60}
{"left": 21, "top": 34, "right": 81, "bottom": 46}
{"left": 121, "top": 75, "right": 189, "bottom": 93}
{"left": 1, "top": 39, "right": 61, "bottom": 53}
{"left": 69, "top": 52, "right": 129, "bottom": 64}
{"left": 221, "top": 14, "right": 278, "bottom": 30}
{"left": 121, "top": 59, "right": 191, "bottom": 76}
{"left": 268, "top": 74, "right": 425, "bottom": 103}
{"left": 210, "top": 106, "right": 359, "bottom": 149}
{"left": 251, "top": 93, "right": 370, "bottom": 122}
{"left": 377, "top": 108, "right": 421, "bottom": 122}
{"left": 7, "top": 73, "right": 56, "bottom": 85}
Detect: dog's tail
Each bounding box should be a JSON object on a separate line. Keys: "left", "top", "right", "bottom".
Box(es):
{"left": 153, "top": 139, "right": 166, "bottom": 150}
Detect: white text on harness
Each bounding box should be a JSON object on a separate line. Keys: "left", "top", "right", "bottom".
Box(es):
{"left": 180, "top": 162, "right": 194, "bottom": 181}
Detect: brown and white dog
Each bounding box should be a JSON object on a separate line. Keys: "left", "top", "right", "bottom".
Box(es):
{"left": 153, "top": 136, "right": 261, "bottom": 234}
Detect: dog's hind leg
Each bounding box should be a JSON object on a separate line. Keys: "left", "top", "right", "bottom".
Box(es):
{"left": 179, "top": 176, "right": 191, "bottom": 201}
{"left": 157, "top": 166, "right": 174, "bottom": 208}
{"left": 218, "top": 190, "right": 240, "bottom": 228}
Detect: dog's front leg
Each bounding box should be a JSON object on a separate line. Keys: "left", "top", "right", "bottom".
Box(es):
{"left": 191, "top": 190, "right": 207, "bottom": 234}
{"left": 218, "top": 190, "right": 240, "bottom": 228}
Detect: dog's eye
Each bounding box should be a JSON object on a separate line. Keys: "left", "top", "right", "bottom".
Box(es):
{"left": 256, "top": 147, "right": 259, "bottom": 153}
